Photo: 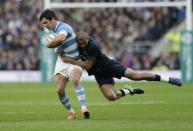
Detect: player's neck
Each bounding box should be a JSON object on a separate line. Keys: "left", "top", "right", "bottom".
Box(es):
{"left": 53, "top": 20, "right": 59, "bottom": 31}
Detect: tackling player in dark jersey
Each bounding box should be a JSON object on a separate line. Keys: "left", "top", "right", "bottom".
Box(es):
{"left": 58, "top": 31, "right": 182, "bottom": 101}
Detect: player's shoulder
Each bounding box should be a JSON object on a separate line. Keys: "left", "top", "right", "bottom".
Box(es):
{"left": 55, "top": 22, "right": 65, "bottom": 29}
{"left": 85, "top": 38, "right": 99, "bottom": 55}
{"left": 88, "top": 37, "right": 98, "bottom": 48}
{"left": 55, "top": 21, "right": 71, "bottom": 31}
{"left": 55, "top": 21, "right": 75, "bottom": 37}
{"left": 59, "top": 21, "right": 69, "bottom": 26}
{"left": 87, "top": 38, "right": 98, "bottom": 49}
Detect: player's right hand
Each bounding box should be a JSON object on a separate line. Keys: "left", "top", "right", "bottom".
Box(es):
{"left": 55, "top": 47, "right": 64, "bottom": 56}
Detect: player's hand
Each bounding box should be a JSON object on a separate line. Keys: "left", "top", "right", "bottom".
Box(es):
{"left": 60, "top": 56, "right": 72, "bottom": 63}
{"left": 55, "top": 34, "right": 65, "bottom": 42}
{"left": 55, "top": 47, "right": 64, "bottom": 56}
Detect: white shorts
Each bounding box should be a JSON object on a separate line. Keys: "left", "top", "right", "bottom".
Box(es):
{"left": 54, "top": 57, "right": 83, "bottom": 79}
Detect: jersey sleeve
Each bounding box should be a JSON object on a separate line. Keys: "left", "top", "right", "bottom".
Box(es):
{"left": 58, "top": 29, "right": 68, "bottom": 37}
{"left": 56, "top": 25, "right": 68, "bottom": 37}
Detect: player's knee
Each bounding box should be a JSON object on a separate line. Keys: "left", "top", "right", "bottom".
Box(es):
{"left": 107, "top": 96, "right": 116, "bottom": 101}
{"left": 56, "top": 87, "right": 64, "bottom": 96}
{"left": 106, "top": 94, "right": 117, "bottom": 101}
{"left": 71, "top": 78, "right": 80, "bottom": 86}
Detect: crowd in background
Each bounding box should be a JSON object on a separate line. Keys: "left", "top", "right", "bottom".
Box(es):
{"left": 0, "top": 0, "right": 189, "bottom": 70}
{"left": 0, "top": 0, "right": 42, "bottom": 70}
{"left": 51, "top": 0, "right": 186, "bottom": 3}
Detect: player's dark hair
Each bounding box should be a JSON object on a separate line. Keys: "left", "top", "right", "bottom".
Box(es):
{"left": 39, "top": 9, "right": 58, "bottom": 21}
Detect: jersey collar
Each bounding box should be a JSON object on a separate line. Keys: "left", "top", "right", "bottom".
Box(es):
{"left": 54, "top": 21, "right": 60, "bottom": 32}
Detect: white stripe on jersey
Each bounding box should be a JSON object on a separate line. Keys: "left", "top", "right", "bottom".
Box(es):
{"left": 65, "top": 35, "right": 75, "bottom": 43}
{"left": 65, "top": 52, "right": 79, "bottom": 58}
{"left": 58, "top": 30, "right": 68, "bottom": 37}
{"left": 64, "top": 42, "right": 78, "bottom": 53}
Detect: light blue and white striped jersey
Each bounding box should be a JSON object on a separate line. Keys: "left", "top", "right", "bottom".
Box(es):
{"left": 54, "top": 21, "right": 80, "bottom": 60}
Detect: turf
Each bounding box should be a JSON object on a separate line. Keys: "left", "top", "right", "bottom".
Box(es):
{"left": 0, "top": 82, "right": 193, "bottom": 131}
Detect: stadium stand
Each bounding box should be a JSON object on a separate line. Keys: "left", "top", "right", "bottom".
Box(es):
{"left": 51, "top": 0, "right": 186, "bottom": 3}
{"left": 0, "top": 0, "right": 42, "bottom": 70}
{"left": 0, "top": 0, "right": 190, "bottom": 70}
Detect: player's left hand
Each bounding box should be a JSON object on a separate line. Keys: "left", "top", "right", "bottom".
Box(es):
{"left": 55, "top": 47, "right": 64, "bottom": 56}
{"left": 60, "top": 56, "right": 72, "bottom": 63}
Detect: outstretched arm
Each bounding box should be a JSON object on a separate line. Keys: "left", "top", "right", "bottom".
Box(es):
{"left": 60, "top": 56, "right": 95, "bottom": 70}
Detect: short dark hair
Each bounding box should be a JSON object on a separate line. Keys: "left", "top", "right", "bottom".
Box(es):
{"left": 39, "top": 9, "right": 58, "bottom": 21}
{"left": 76, "top": 31, "right": 89, "bottom": 43}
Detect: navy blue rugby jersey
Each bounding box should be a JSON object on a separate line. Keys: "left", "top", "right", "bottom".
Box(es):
{"left": 79, "top": 38, "right": 111, "bottom": 75}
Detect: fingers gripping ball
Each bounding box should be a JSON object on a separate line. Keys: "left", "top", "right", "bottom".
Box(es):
{"left": 46, "top": 33, "right": 56, "bottom": 43}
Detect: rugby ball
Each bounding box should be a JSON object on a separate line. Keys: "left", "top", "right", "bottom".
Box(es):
{"left": 47, "top": 33, "right": 56, "bottom": 42}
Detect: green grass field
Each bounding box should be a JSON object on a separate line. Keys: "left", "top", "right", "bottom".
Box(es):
{"left": 0, "top": 82, "right": 193, "bottom": 131}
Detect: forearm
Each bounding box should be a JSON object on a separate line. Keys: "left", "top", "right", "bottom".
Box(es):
{"left": 46, "top": 34, "right": 66, "bottom": 48}
{"left": 61, "top": 56, "right": 93, "bottom": 70}
{"left": 69, "top": 60, "right": 90, "bottom": 70}
{"left": 47, "top": 40, "right": 62, "bottom": 48}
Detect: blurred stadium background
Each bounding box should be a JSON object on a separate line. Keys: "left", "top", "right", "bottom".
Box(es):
{"left": 0, "top": 0, "right": 193, "bottom": 131}
{"left": 0, "top": 0, "right": 192, "bottom": 82}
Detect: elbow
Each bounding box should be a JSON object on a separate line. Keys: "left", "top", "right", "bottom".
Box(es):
{"left": 46, "top": 38, "right": 53, "bottom": 48}
{"left": 83, "top": 66, "right": 89, "bottom": 70}
{"left": 46, "top": 44, "right": 52, "bottom": 48}
{"left": 83, "top": 67, "right": 90, "bottom": 70}
{"left": 83, "top": 65, "right": 91, "bottom": 70}
{"left": 46, "top": 42, "right": 53, "bottom": 48}
{"left": 46, "top": 42, "right": 57, "bottom": 48}
{"left": 82, "top": 61, "right": 94, "bottom": 70}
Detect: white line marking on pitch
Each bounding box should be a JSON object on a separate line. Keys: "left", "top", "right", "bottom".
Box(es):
{"left": 0, "top": 101, "right": 191, "bottom": 106}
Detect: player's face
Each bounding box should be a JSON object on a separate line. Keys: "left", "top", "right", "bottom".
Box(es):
{"left": 76, "top": 31, "right": 89, "bottom": 49}
{"left": 78, "top": 39, "right": 88, "bottom": 49}
{"left": 40, "top": 18, "right": 54, "bottom": 31}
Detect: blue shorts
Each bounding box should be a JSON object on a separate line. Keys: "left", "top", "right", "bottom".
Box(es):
{"left": 94, "top": 60, "right": 126, "bottom": 87}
